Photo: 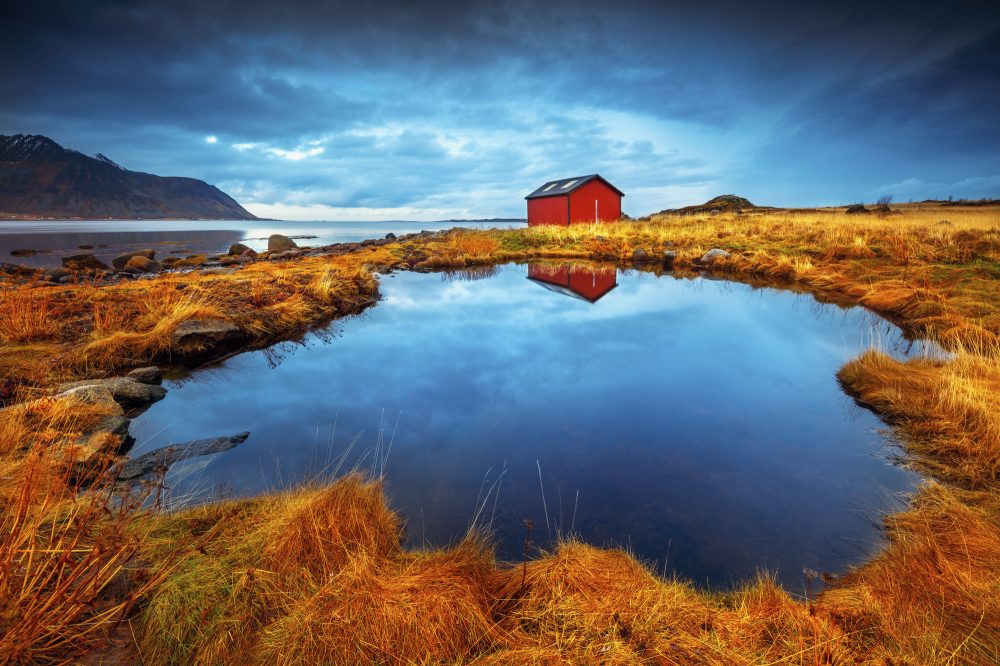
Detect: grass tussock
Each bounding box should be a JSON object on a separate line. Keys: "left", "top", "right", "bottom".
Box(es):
{"left": 822, "top": 483, "right": 1000, "bottom": 664}
{"left": 0, "top": 457, "right": 133, "bottom": 664}
{"left": 0, "top": 436, "right": 183, "bottom": 664}
{"left": 838, "top": 345, "right": 1000, "bottom": 487}
{"left": 258, "top": 543, "right": 500, "bottom": 665}
{"left": 137, "top": 475, "right": 500, "bottom": 665}
{"left": 0, "top": 287, "right": 61, "bottom": 344}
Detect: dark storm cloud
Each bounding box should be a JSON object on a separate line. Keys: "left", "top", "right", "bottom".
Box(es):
{"left": 1, "top": 0, "right": 998, "bottom": 216}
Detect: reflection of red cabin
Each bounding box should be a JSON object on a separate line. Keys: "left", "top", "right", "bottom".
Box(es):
{"left": 527, "top": 263, "right": 618, "bottom": 303}
{"left": 525, "top": 174, "right": 624, "bottom": 226}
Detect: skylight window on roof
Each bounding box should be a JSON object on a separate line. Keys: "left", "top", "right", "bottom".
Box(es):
{"left": 561, "top": 180, "right": 578, "bottom": 189}
{"left": 542, "top": 182, "right": 558, "bottom": 192}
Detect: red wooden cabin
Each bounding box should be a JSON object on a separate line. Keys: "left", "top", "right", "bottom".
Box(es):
{"left": 525, "top": 174, "right": 624, "bottom": 226}
{"left": 527, "top": 263, "right": 618, "bottom": 303}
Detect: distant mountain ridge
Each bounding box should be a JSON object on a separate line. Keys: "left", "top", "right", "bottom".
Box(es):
{"left": 0, "top": 134, "right": 256, "bottom": 220}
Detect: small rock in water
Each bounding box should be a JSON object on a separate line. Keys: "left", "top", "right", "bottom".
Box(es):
{"left": 62, "top": 253, "right": 109, "bottom": 271}
{"left": 10, "top": 248, "right": 39, "bottom": 256}
{"left": 267, "top": 234, "right": 298, "bottom": 252}
{"left": 115, "top": 432, "right": 251, "bottom": 482}
{"left": 127, "top": 366, "right": 163, "bottom": 385}
{"left": 124, "top": 255, "right": 162, "bottom": 273}
{"left": 78, "top": 244, "right": 94, "bottom": 249}
{"left": 631, "top": 248, "right": 651, "bottom": 264}
{"left": 112, "top": 249, "right": 155, "bottom": 271}
{"left": 662, "top": 250, "right": 678, "bottom": 269}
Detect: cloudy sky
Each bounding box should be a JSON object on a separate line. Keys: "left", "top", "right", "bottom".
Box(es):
{"left": 2, "top": 0, "right": 999, "bottom": 220}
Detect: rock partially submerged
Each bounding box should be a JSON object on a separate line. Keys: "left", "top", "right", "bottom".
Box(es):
{"left": 171, "top": 317, "right": 241, "bottom": 351}
{"left": 56, "top": 376, "right": 167, "bottom": 409}
{"left": 62, "top": 253, "right": 109, "bottom": 271}
{"left": 631, "top": 248, "right": 652, "bottom": 264}
{"left": 127, "top": 366, "right": 163, "bottom": 385}
{"left": 125, "top": 255, "right": 162, "bottom": 273}
{"left": 268, "top": 234, "right": 298, "bottom": 252}
{"left": 112, "top": 249, "right": 156, "bottom": 271}
{"left": 115, "top": 432, "right": 250, "bottom": 482}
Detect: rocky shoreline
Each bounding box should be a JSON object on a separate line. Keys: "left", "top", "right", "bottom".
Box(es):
{"left": 0, "top": 361, "right": 252, "bottom": 485}
{"left": 0, "top": 230, "right": 450, "bottom": 287}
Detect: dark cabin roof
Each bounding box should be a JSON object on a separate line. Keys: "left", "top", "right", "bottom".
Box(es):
{"left": 525, "top": 174, "right": 625, "bottom": 200}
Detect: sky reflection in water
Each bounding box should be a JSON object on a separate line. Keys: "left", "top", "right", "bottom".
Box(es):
{"left": 130, "top": 262, "right": 921, "bottom": 590}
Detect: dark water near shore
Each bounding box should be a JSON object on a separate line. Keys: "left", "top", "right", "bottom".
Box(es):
{"left": 0, "top": 219, "right": 525, "bottom": 269}
{"left": 130, "top": 262, "right": 923, "bottom": 590}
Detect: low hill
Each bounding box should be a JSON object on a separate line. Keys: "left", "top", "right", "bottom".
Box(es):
{"left": 0, "top": 134, "right": 256, "bottom": 220}
{"left": 652, "top": 194, "right": 760, "bottom": 216}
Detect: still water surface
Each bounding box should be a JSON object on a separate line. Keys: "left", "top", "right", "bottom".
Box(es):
{"left": 130, "top": 262, "right": 922, "bottom": 590}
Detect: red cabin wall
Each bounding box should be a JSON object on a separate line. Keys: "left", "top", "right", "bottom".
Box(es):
{"left": 568, "top": 180, "right": 621, "bottom": 224}
{"left": 527, "top": 196, "right": 569, "bottom": 226}
{"left": 567, "top": 266, "right": 617, "bottom": 300}
{"left": 528, "top": 263, "right": 617, "bottom": 301}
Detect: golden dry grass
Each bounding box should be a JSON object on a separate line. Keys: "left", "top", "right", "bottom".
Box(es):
{"left": 0, "top": 402, "right": 193, "bottom": 665}
{"left": 1, "top": 202, "right": 998, "bottom": 663}
{"left": 0, "top": 288, "right": 61, "bottom": 344}
{"left": 0, "top": 252, "right": 386, "bottom": 389}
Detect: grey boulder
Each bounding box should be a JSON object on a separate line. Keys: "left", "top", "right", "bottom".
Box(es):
{"left": 171, "top": 317, "right": 241, "bottom": 349}
{"left": 127, "top": 366, "right": 163, "bottom": 385}
{"left": 112, "top": 249, "right": 156, "bottom": 271}
{"left": 631, "top": 248, "right": 651, "bottom": 264}
{"left": 62, "top": 254, "right": 110, "bottom": 271}
{"left": 268, "top": 234, "right": 298, "bottom": 252}
{"left": 115, "top": 432, "right": 250, "bottom": 482}
{"left": 699, "top": 248, "right": 731, "bottom": 264}
{"left": 124, "top": 255, "right": 162, "bottom": 273}
{"left": 56, "top": 377, "right": 167, "bottom": 408}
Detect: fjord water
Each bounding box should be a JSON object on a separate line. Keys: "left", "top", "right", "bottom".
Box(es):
{"left": 130, "top": 263, "right": 920, "bottom": 589}
{"left": 0, "top": 219, "right": 524, "bottom": 268}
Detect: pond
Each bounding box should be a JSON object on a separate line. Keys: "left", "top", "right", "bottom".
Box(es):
{"left": 129, "top": 262, "right": 923, "bottom": 590}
